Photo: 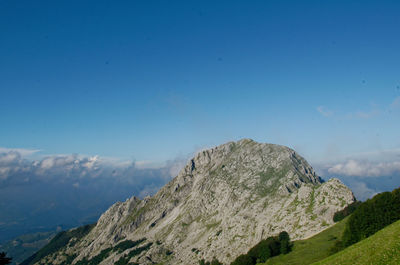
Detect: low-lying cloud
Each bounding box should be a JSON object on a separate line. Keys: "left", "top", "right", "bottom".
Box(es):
{"left": 0, "top": 148, "right": 188, "bottom": 243}
{"left": 0, "top": 149, "right": 186, "bottom": 188}
{"left": 316, "top": 154, "right": 400, "bottom": 201}
{"left": 327, "top": 159, "right": 400, "bottom": 177}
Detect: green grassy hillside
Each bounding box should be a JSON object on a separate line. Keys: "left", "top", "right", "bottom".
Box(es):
{"left": 261, "top": 217, "right": 348, "bottom": 265}
{"left": 313, "top": 219, "right": 400, "bottom": 265}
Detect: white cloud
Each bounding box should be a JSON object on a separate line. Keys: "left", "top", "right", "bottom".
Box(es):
{"left": 316, "top": 106, "right": 334, "bottom": 117}
{"left": 0, "top": 151, "right": 21, "bottom": 164}
{"left": 168, "top": 159, "right": 187, "bottom": 178}
{"left": 327, "top": 159, "right": 400, "bottom": 177}
{"left": 0, "top": 148, "right": 187, "bottom": 196}
{"left": 134, "top": 160, "right": 164, "bottom": 169}
{"left": 40, "top": 157, "right": 56, "bottom": 169}
{"left": 82, "top": 156, "right": 99, "bottom": 170}
{"left": 0, "top": 167, "right": 11, "bottom": 180}
{"left": 0, "top": 147, "right": 40, "bottom": 156}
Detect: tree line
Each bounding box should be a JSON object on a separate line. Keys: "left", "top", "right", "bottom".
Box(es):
{"left": 341, "top": 187, "right": 400, "bottom": 247}
{"left": 200, "top": 231, "right": 291, "bottom": 265}
{"left": 330, "top": 186, "right": 400, "bottom": 253}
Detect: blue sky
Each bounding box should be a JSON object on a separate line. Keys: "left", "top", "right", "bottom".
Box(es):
{"left": 1, "top": 0, "right": 400, "bottom": 164}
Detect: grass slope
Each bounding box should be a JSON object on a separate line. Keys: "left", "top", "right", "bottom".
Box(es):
{"left": 313, "top": 219, "right": 400, "bottom": 265}
{"left": 261, "top": 217, "right": 348, "bottom": 265}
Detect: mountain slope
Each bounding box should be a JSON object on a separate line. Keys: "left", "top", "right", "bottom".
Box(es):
{"left": 313, "top": 219, "right": 400, "bottom": 265}
{"left": 28, "top": 139, "right": 355, "bottom": 265}
{"left": 263, "top": 217, "right": 349, "bottom": 265}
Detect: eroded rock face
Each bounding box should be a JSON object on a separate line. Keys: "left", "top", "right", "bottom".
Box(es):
{"left": 36, "top": 139, "right": 355, "bottom": 265}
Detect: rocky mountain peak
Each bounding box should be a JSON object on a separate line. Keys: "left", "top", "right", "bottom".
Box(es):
{"left": 33, "top": 139, "right": 355, "bottom": 265}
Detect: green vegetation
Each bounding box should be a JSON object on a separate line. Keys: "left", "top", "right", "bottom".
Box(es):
{"left": 314, "top": 219, "right": 400, "bottom": 265}
{"left": 256, "top": 167, "right": 289, "bottom": 197}
{"left": 123, "top": 205, "right": 146, "bottom": 225}
{"left": 114, "top": 242, "right": 152, "bottom": 265}
{"left": 278, "top": 231, "right": 290, "bottom": 254}
{"left": 75, "top": 238, "right": 147, "bottom": 265}
{"left": 231, "top": 231, "right": 291, "bottom": 265}
{"left": 262, "top": 217, "right": 348, "bottom": 265}
{"left": 199, "top": 258, "right": 223, "bottom": 265}
{"left": 61, "top": 254, "right": 77, "bottom": 265}
{"left": 21, "top": 223, "right": 95, "bottom": 265}
{"left": 306, "top": 187, "right": 315, "bottom": 214}
{"left": 333, "top": 201, "right": 361, "bottom": 222}
{"left": 205, "top": 220, "right": 221, "bottom": 230}
{"left": 76, "top": 248, "right": 110, "bottom": 265}
{"left": 342, "top": 187, "right": 400, "bottom": 247}
{"left": 261, "top": 187, "right": 400, "bottom": 265}
{"left": 114, "top": 239, "right": 146, "bottom": 253}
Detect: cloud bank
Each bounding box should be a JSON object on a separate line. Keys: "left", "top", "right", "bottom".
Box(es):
{"left": 0, "top": 149, "right": 185, "bottom": 189}
{"left": 327, "top": 160, "right": 400, "bottom": 177}
{"left": 316, "top": 153, "right": 400, "bottom": 201}
{"left": 0, "top": 148, "right": 187, "bottom": 243}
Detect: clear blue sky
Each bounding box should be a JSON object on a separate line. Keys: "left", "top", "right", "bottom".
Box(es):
{"left": 1, "top": 0, "right": 399, "bottom": 163}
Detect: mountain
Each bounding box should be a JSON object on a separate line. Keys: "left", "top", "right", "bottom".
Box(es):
{"left": 25, "top": 139, "right": 355, "bottom": 265}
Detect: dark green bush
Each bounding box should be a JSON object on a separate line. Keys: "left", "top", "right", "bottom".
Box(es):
{"left": 231, "top": 254, "right": 253, "bottom": 265}
{"left": 199, "top": 257, "right": 223, "bottom": 265}
{"left": 230, "top": 231, "right": 291, "bottom": 265}
{"left": 113, "top": 238, "right": 146, "bottom": 253}
{"left": 114, "top": 242, "right": 152, "bottom": 265}
{"left": 210, "top": 258, "right": 223, "bottom": 265}
{"left": 278, "top": 231, "right": 290, "bottom": 254}
{"left": 333, "top": 201, "right": 362, "bottom": 222}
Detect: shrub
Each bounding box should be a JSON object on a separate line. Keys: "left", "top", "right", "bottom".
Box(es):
{"left": 278, "top": 231, "right": 291, "bottom": 254}
{"left": 231, "top": 254, "right": 253, "bottom": 265}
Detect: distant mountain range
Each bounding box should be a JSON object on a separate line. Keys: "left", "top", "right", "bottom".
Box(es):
{"left": 0, "top": 230, "right": 57, "bottom": 265}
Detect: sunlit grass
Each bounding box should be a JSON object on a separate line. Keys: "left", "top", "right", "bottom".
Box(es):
{"left": 260, "top": 217, "right": 348, "bottom": 265}
{"left": 313, "top": 219, "right": 400, "bottom": 265}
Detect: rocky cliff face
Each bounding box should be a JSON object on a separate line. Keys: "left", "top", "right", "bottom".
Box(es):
{"left": 34, "top": 139, "right": 355, "bottom": 265}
